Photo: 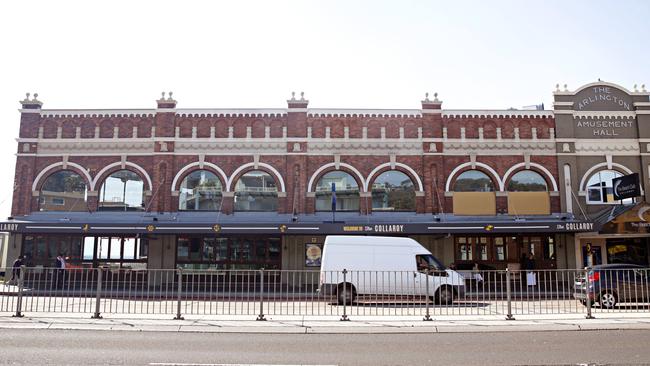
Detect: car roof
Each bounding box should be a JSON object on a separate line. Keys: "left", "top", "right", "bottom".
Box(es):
{"left": 592, "top": 264, "right": 646, "bottom": 270}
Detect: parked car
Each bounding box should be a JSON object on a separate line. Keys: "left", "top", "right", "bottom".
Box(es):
{"left": 319, "top": 235, "right": 465, "bottom": 305}
{"left": 574, "top": 264, "right": 650, "bottom": 309}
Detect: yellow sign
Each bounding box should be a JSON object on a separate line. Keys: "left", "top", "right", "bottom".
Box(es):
{"left": 82, "top": 224, "right": 89, "bottom": 232}
{"left": 279, "top": 224, "right": 287, "bottom": 233}
{"left": 212, "top": 224, "right": 221, "bottom": 233}
{"left": 146, "top": 224, "right": 155, "bottom": 232}
{"left": 484, "top": 225, "right": 494, "bottom": 232}
{"left": 343, "top": 226, "right": 364, "bottom": 232}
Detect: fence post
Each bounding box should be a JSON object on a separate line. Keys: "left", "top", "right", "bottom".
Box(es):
{"left": 91, "top": 267, "right": 103, "bottom": 319}
{"left": 257, "top": 268, "right": 266, "bottom": 321}
{"left": 13, "top": 265, "right": 26, "bottom": 318}
{"left": 584, "top": 267, "right": 594, "bottom": 319}
{"left": 174, "top": 268, "right": 184, "bottom": 320}
{"left": 506, "top": 268, "right": 514, "bottom": 320}
{"left": 423, "top": 269, "right": 432, "bottom": 321}
{"left": 340, "top": 269, "right": 349, "bottom": 321}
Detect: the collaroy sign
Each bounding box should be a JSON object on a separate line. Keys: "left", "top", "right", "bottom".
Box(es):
{"left": 612, "top": 173, "right": 641, "bottom": 201}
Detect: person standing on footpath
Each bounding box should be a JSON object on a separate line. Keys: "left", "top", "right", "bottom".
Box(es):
{"left": 55, "top": 254, "right": 67, "bottom": 288}
{"left": 526, "top": 253, "right": 536, "bottom": 287}
{"left": 9, "top": 256, "right": 23, "bottom": 285}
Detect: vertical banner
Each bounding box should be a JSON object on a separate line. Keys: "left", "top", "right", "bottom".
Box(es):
{"left": 331, "top": 182, "right": 337, "bottom": 211}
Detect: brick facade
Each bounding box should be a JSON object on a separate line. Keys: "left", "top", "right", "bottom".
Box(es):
{"left": 11, "top": 94, "right": 561, "bottom": 217}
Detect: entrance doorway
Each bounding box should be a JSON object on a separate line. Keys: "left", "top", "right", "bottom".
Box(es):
{"left": 582, "top": 245, "right": 602, "bottom": 268}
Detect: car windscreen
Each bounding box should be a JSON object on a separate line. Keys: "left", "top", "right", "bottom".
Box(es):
{"left": 422, "top": 254, "right": 446, "bottom": 271}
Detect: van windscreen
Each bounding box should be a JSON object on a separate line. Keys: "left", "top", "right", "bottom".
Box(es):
{"left": 421, "top": 254, "right": 445, "bottom": 270}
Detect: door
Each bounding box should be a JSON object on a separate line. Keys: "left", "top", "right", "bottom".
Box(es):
{"left": 582, "top": 246, "right": 602, "bottom": 268}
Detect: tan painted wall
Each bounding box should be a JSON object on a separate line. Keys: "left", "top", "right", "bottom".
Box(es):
{"left": 453, "top": 192, "right": 496, "bottom": 215}
{"left": 507, "top": 192, "right": 550, "bottom": 215}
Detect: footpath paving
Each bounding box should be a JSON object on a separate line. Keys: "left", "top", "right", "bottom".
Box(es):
{"left": 1, "top": 312, "right": 650, "bottom": 334}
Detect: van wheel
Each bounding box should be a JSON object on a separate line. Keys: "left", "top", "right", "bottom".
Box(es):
{"left": 435, "top": 286, "right": 454, "bottom": 305}
{"left": 599, "top": 291, "right": 617, "bottom": 309}
{"left": 337, "top": 283, "right": 356, "bottom": 305}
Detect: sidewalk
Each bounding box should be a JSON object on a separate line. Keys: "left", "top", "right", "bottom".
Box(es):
{"left": 1, "top": 312, "right": 650, "bottom": 334}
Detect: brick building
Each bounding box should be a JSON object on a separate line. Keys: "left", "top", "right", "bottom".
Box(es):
{"left": 4, "top": 81, "right": 648, "bottom": 274}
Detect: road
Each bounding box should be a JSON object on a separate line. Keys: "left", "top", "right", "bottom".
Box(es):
{"left": 1, "top": 329, "right": 649, "bottom": 365}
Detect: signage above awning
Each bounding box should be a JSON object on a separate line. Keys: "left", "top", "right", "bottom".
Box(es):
{"left": 0, "top": 218, "right": 595, "bottom": 235}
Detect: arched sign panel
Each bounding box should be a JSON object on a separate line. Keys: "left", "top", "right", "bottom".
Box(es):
{"left": 574, "top": 85, "right": 633, "bottom": 111}
{"left": 571, "top": 84, "right": 637, "bottom": 138}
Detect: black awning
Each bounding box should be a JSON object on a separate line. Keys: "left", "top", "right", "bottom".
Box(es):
{"left": 0, "top": 212, "right": 595, "bottom": 235}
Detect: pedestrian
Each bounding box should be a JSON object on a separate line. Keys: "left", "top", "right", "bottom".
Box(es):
{"left": 9, "top": 256, "right": 23, "bottom": 285}
{"left": 526, "top": 254, "right": 536, "bottom": 287}
{"left": 55, "top": 254, "right": 67, "bottom": 288}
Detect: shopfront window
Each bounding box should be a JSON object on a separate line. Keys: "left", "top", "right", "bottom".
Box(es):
{"left": 39, "top": 170, "right": 88, "bottom": 212}
{"left": 507, "top": 170, "right": 548, "bottom": 192}
{"left": 22, "top": 235, "right": 84, "bottom": 267}
{"left": 179, "top": 170, "right": 223, "bottom": 210}
{"left": 607, "top": 238, "right": 649, "bottom": 266}
{"left": 371, "top": 170, "right": 416, "bottom": 211}
{"left": 176, "top": 236, "right": 281, "bottom": 270}
{"left": 477, "top": 237, "right": 488, "bottom": 260}
{"left": 586, "top": 170, "right": 633, "bottom": 204}
{"left": 98, "top": 170, "right": 145, "bottom": 211}
{"left": 494, "top": 237, "right": 507, "bottom": 261}
{"left": 457, "top": 237, "right": 473, "bottom": 261}
{"left": 234, "top": 171, "right": 278, "bottom": 211}
{"left": 454, "top": 236, "right": 555, "bottom": 268}
{"left": 453, "top": 170, "right": 495, "bottom": 192}
{"left": 315, "top": 171, "right": 360, "bottom": 211}
{"left": 94, "top": 236, "right": 148, "bottom": 269}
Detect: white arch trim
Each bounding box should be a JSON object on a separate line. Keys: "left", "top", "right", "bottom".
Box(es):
{"left": 226, "top": 162, "right": 286, "bottom": 192}
{"left": 364, "top": 163, "right": 424, "bottom": 192}
{"left": 571, "top": 81, "right": 634, "bottom": 96}
{"left": 171, "top": 162, "right": 228, "bottom": 192}
{"left": 445, "top": 162, "right": 504, "bottom": 192}
{"left": 578, "top": 162, "right": 633, "bottom": 192}
{"left": 307, "top": 162, "right": 367, "bottom": 193}
{"left": 502, "top": 163, "right": 559, "bottom": 192}
{"left": 91, "top": 161, "right": 153, "bottom": 192}
{"left": 32, "top": 162, "right": 93, "bottom": 193}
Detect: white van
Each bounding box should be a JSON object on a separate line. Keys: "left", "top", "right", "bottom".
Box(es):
{"left": 319, "top": 235, "right": 465, "bottom": 304}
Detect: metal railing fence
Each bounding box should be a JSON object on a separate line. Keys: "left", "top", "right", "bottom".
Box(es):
{"left": 1, "top": 267, "right": 649, "bottom": 320}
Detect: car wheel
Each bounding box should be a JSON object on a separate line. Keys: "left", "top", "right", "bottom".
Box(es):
{"left": 599, "top": 291, "right": 617, "bottom": 309}
{"left": 436, "top": 286, "right": 454, "bottom": 305}
{"left": 337, "top": 283, "right": 356, "bottom": 305}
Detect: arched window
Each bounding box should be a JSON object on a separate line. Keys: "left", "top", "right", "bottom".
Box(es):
{"left": 453, "top": 170, "right": 495, "bottom": 192}
{"left": 179, "top": 170, "right": 223, "bottom": 210}
{"left": 315, "top": 171, "right": 359, "bottom": 211}
{"left": 98, "top": 170, "right": 145, "bottom": 211}
{"left": 507, "top": 171, "right": 548, "bottom": 192}
{"left": 39, "top": 170, "right": 88, "bottom": 211}
{"left": 371, "top": 171, "right": 415, "bottom": 211}
{"left": 586, "top": 170, "right": 633, "bottom": 204}
{"left": 234, "top": 170, "right": 277, "bottom": 211}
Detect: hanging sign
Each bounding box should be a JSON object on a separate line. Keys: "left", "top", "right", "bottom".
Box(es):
{"left": 612, "top": 173, "right": 641, "bottom": 201}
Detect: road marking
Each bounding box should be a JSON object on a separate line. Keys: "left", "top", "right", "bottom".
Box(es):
{"left": 149, "top": 364, "right": 338, "bottom": 366}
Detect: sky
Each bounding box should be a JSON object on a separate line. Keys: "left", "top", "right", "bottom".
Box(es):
{"left": 0, "top": 0, "right": 649, "bottom": 217}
